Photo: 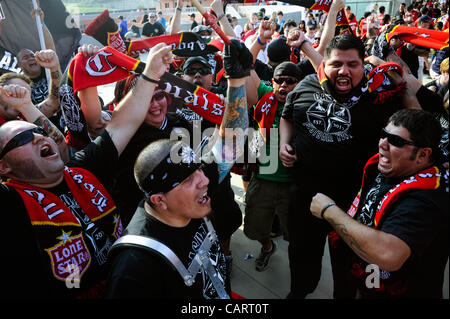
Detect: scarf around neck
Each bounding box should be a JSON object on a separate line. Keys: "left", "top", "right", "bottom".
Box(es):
{"left": 317, "top": 60, "right": 406, "bottom": 105}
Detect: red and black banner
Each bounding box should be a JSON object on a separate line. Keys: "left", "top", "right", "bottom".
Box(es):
{"left": 66, "top": 46, "right": 225, "bottom": 125}
{"left": 84, "top": 10, "right": 222, "bottom": 57}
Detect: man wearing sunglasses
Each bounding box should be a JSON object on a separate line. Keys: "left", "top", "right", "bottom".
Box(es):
{"left": 280, "top": 31, "right": 447, "bottom": 299}
{"left": 0, "top": 43, "right": 174, "bottom": 299}
{"left": 310, "top": 109, "right": 448, "bottom": 299}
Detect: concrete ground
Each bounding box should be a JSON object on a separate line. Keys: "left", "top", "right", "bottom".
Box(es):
{"left": 228, "top": 173, "right": 449, "bottom": 300}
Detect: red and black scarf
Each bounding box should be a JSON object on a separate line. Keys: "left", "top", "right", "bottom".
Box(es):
{"left": 333, "top": 154, "right": 442, "bottom": 296}
{"left": 386, "top": 25, "right": 449, "bottom": 51}
{"left": 3, "top": 167, "right": 117, "bottom": 226}
{"left": 346, "top": 154, "right": 441, "bottom": 227}
{"left": 253, "top": 91, "right": 278, "bottom": 141}
{"left": 317, "top": 60, "right": 406, "bottom": 105}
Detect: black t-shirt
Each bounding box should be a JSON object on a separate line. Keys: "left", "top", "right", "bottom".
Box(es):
{"left": 30, "top": 69, "right": 49, "bottom": 105}
{"left": 353, "top": 171, "right": 449, "bottom": 298}
{"left": 106, "top": 203, "right": 230, "bottom": 299}
{"left": 2, "top": 131, "right": 120, "bottom": 299}
{"left": 0, "top": 47, "right": 22, "bottom": 75}
{"left": 142, "top": 22, "right": 165, "bottom": 37}
{"left": 400, "top": 46, "right": 419, "bottom": 78}
{"left": 282, "top": 73, "right": 400, "bottom": 207}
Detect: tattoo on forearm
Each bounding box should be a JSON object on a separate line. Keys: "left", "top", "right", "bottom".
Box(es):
{"left": 328, "top": 217, "right": 369, "bottom": 258}
{"left": 213, "top": 84, "right": 249, "bottom": 183}
{"left": 33, "top": 115, "right": 64, "bottom": 145}
{"left": 222, "top": 84, "right": 248, "bottom": 130}
{"left": 50, "top": 83, "right": 60, "bottom": 100}
{"left": 51, "top": 70, "right": 61, "bottom": 80}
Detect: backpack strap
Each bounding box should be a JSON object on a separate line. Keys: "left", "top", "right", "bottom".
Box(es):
{"left": 109, "top": 234, "right": 195, "bottom": 286}
{"left": 109, "top": 218, "right": 229, "bottom": 299}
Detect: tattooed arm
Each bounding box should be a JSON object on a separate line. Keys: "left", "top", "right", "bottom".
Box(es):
{"left": 210, "top": 78, "right": 248, "bottom": 183}
{"left": 207, "top": 39, "right": 252, "bottom": 183}
{"left": 35, "top": 50, "right": 63, "bottom": 117}
{"left": 310, "top": 193, "right": 411, "bottom": 272}
{"left": 0, "top": 84, "right": 69, "bottom": 163}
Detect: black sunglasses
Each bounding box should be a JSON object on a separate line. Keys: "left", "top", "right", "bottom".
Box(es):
{"left": 184, "top": 67, "right": 211, "bottom": 76}
{"left": 273, "top": 77, "right": 298, "bottom": 85}
{"left": 0, "top": 127, "right": 49, "bottom": 159}
{"left": 380, "top": 128, "right": 415, "bottom": 147}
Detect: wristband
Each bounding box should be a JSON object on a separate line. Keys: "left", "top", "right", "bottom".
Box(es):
{"left": 298, "top": 39, "right": 308, "bottom": 51}
{"left": 140, "top": 73, "right": 159, "bottom": 84}
{"left": 257, "top": 36, "right": 266, "bottom": 46}
{"left": 321, "top": 202, "right": 336, "bottom": 219}
{"left": 217, "top": 13, "right": 226, "bottom": 21}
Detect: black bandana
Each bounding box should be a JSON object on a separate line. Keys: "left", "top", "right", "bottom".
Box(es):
{"left": 140, "top": 144, "right": 203, "bottom": 198}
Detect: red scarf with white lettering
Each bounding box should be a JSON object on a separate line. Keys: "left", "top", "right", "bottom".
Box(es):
{"left": 332, "top": 153, "right": 442, "bottom": 296}
{"left": 346, "top": 153, "right": 441, "bottom": 227}
{"left": 253, "top": 91, "right": 278, "bottom": 141}
{"left": 3, "top": 167, "right": 116, "bottom": 226}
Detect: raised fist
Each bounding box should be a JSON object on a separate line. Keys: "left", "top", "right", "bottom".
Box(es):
{"left": 223, "top": 38, "right": 253, "bottom": 79}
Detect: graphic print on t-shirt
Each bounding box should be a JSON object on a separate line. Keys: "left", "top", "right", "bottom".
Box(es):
{"left": 303, "top": 92, "right": 352, "bottom": 143}
{"left": 31, "top": 77, "right": 48, "bottom": 105}
{"left": 59, "top": 191, "right": 113, "bottom": 266}
{"left": 189, "top": 222, "right": 227, "bottom": 299}
{"left": 358, "top": 173, "right": 383, "bottom": 227}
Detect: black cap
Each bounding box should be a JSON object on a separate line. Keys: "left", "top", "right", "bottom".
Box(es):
{"left": 306, "top": 21, "right": 317, "bottom": 29}
{"left": 182, "top": 56, "right": 210, "bottom": 72}
{"left": 267, "top": 36, "right": 291, "bottom": 67}
{"left": 273, "top": 62, "right": 302, "bottom": 80}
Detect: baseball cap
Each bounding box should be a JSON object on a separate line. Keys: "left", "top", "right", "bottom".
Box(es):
{"left": 306, "top": 21, "right": 317, "bottom": 30}
{"left": 267, "top": 36, "right": 291, "bottom": 68}
{"left": 182, "top": 56, "right": 210, "bottom": 72}
{"left": 256, "top": 11, "right": 264, "bottom": 19}
{"left": 273, "top": 62, "right": 303, "bottom": 80}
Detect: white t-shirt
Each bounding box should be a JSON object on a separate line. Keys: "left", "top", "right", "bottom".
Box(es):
{"left": 234, "top": 24, "right": 243, "bottom": 39}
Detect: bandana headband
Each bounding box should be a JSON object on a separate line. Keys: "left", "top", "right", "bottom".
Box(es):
{"left": 140, "top": 144, "right": 202, "bottom": 198}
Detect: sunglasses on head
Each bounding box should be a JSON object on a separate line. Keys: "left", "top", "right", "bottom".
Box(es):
{"left": 184, "top": 67, "right": 211, "bottom": 76}
{"left": 380, "top": 128, "right": 415, "bottom": 147}
{"left": 151, "top": 90, "right": 166, "bottom": 102}
{"left": 273, "top": 77, "right": 298, "bottom": 85}
{"left": 0, "top": 127, "right": 48, "bottom": 159}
